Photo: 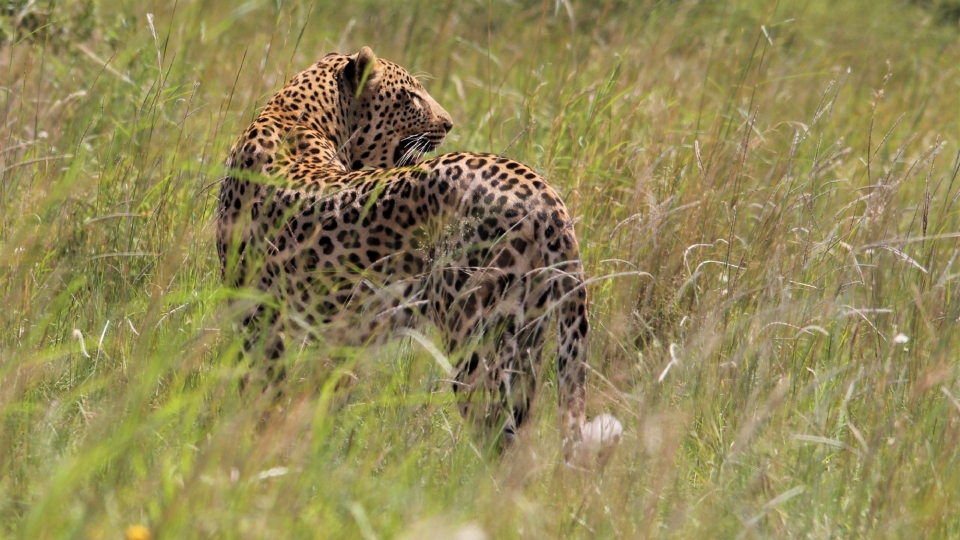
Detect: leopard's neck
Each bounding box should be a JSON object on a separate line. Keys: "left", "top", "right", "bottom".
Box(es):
{"left": 228, "top": 58, "right": 360, "bottom": 186}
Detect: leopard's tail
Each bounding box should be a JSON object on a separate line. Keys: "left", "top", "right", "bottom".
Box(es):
{"left": 544, "top": 222, "right": 590, "bottom": 460}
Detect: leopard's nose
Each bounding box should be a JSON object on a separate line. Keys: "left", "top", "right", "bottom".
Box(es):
{"left": 441, "top": 118, "right": 453, "bottom": 133}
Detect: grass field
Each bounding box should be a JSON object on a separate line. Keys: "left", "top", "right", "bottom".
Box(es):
{"left": 2, "top": 0, "right": 960, "bottom": 537}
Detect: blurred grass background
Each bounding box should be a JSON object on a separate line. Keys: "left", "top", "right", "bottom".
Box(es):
{"left": 2, "top": 0, "right": 960, "bottom": 538}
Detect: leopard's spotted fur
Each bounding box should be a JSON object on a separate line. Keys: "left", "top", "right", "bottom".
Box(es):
{"left": 217, "top": 47, "right": 594, "bottom": 458}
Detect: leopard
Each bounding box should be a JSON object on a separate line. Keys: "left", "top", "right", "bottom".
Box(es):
{"left": 216, "top": 46, "right": 620, "bottom": 462}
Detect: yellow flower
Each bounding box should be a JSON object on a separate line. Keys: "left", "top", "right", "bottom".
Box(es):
{"left": 126, "top": 525, "right": 151, "bottom": 540}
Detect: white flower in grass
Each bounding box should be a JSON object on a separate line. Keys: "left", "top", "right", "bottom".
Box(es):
{"left": 892, "top": 333, "right": 909, "bottom": 345}
{"left": 452, "top": 523, "right": 487, "bottom": 540}
{"left": 72, "top": 329, "right": 90, "bottom": 358}
{"left": 579, "top": 413, "right": 623, "bottom": 464}
{"left": 253, "top": 467, "right": 288, "bottom": 481}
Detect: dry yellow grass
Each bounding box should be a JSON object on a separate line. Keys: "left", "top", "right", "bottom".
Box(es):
{"left": 1, "top": 0, "right": 959, "bottom": 538}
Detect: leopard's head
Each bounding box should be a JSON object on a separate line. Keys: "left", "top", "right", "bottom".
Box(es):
{"left": 341, "top": 47, "right": 453, "bottom": 170}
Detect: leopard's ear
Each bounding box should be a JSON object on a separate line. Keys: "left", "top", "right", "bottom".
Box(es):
{"left": 345, "top": 46, "right": 380, "bottom": 95}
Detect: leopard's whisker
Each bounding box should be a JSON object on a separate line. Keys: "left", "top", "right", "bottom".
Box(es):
{"left": 399, "top": 142, "right": 419, "bottom": 167}
{"left": 400, "top": 134, "right": 430, "bottom": 166}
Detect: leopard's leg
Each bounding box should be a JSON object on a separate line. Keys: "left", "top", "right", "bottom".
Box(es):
{"left": 237, "top": 301, "right": 287, "bottom": 401}
{"left": 429, "top": 262, "right": 548, "bottom": 453}
{"left": 425, "top": 265, "right": 500, "bottom": 449}
{"left": 449, "top": 312, "right": 520, "bottom": 452}
{"left": 448, "top": 306, "right": 551, "bottom": 454}
{"left": 504, "top": 312, "right": 549, "bottom": 441}
{"left": 508, "top": 270, "right": 553, "bottom": 432}
{"left": 228, "top": 300, "right": 303, "bottom": 435}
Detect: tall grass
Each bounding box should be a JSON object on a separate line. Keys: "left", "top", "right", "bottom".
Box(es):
{"left": 2, "top": 0, "right": 959, "bottom": 537}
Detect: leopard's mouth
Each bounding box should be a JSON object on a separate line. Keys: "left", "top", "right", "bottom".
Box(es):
{"left": 394, "top": 132, "right": 445, "bottom": 167}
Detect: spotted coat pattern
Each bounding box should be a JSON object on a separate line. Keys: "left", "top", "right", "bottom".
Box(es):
{"left": 217, "top": 47, "right": 590, "bottom": 456}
